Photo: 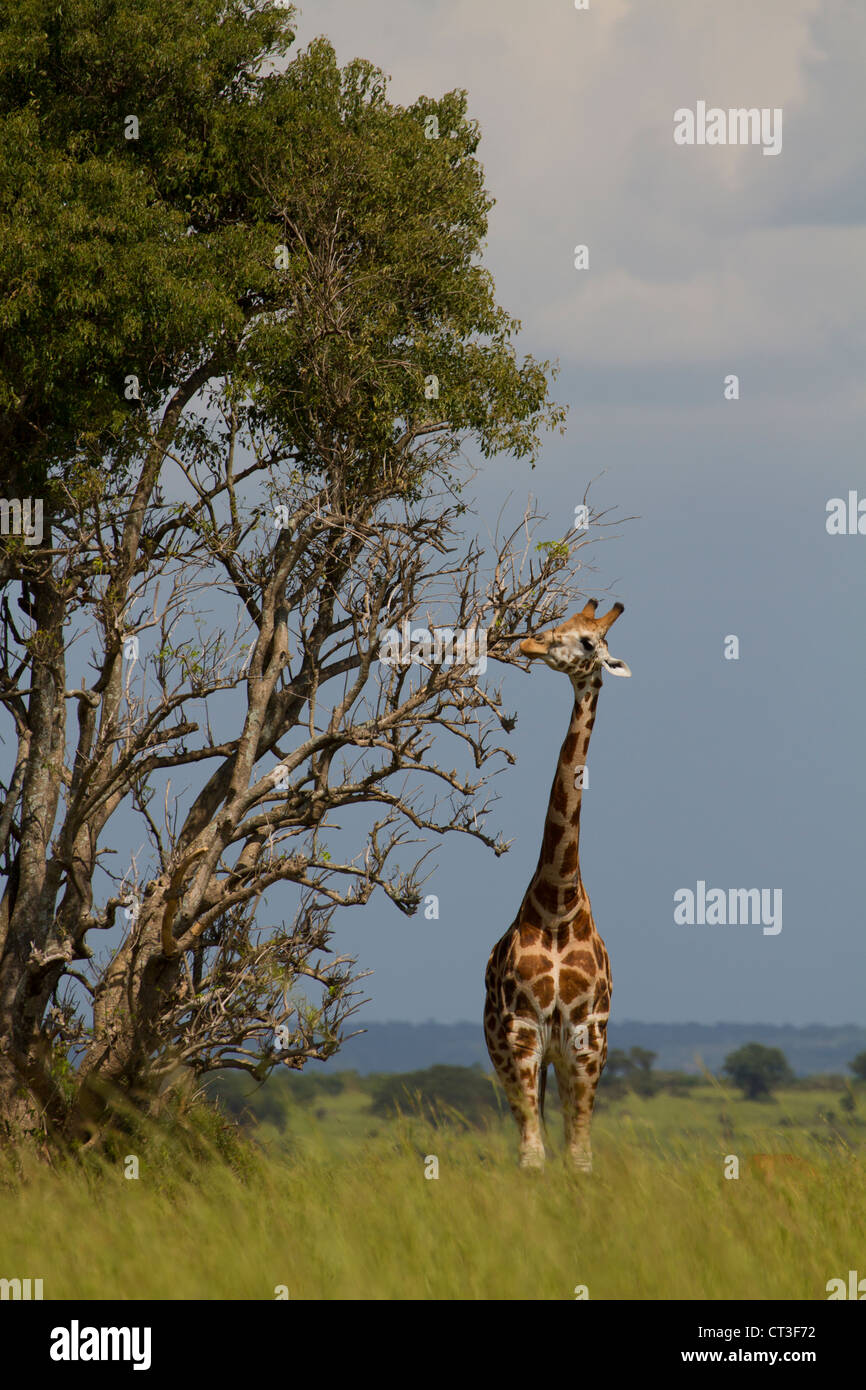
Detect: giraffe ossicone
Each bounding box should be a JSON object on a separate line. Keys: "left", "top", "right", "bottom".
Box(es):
{"left": 484, "top": 599, "right": 630, "bottom": 1172}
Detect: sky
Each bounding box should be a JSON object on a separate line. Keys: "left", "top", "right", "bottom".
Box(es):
{"left": 279, "top": 0, "right": 865, "bottom": 1026}
{"left": 8, "top": 2, "right": 861, "bottom": 1040}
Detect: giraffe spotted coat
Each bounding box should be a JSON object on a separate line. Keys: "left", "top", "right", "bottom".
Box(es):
{"left": 484, "top": 600, "right": 630, "bottom": 1171}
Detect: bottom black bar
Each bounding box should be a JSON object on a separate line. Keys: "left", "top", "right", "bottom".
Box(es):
{"left": 5, "top": 1297, "right": 860, "bottom": 1374}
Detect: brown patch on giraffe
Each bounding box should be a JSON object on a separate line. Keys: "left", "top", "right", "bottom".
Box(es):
{"left": 541, "top": 821, "right": 566, "bottom": 861}
{"left": 593, "top": 939, "right": 605, "bottom": 967}
{"left": 555, "top": 921, "right": 574, "bottom": 953}
{"left": 513, "top": 1027, "right": 539, "bottom": 1058}
{"left": 551, "top": 777, "right": 570, "bottom": 817}
{"left": 585, "top": 1059, "right": 598, "bottom": 1075}
{"left": 519, "top": 897, "right": 544, "bottom": 931}
{"left": 592, "top": 988, "right": 610, "bottom": 1013}
{"left": 533, "top": 975, "right": 555, "bottom": 1009}
{"left": 560, "top": 840, "right": 579, "bottom": 877}
{"left": 559, "top": 969, "right": 591, "bottom": 1005}
{"left": 532, "top": 880, "right": 561, "bottom": 913}
{"left": 518, "top": 923, "right": 544, "bottom": 950}
{"left": 490, "top": 938, "right": 508, "bottom": 971}
{"left": 570, "top": 801, "right": 584, "bottom": 826}
{"left": 562, "top": 948, "right": 596, "bottom": 972}
{"left": 516, "top": 952, "right": 553, "bottom": 981}
{"left": 562, "top": 731, "right": 578, "bottom": 763}
{"left": 570, "top": 1000, "right": 590, "bottom": 1023}
{"left": 513, "top": 994, "right": 536, "bottom": 1019}
{"left": 503, "top": 979, "right": 517, "bottom": 1007}
{"left": 526, "top": 890, "right": 546, "bottom": 921}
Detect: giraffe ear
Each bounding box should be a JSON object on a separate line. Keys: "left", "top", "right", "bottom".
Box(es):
{"left": 601, "top": 655, "right": 631, "bottom": 677}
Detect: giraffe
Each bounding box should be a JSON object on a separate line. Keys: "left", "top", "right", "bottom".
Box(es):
{"left": 484, "top": 599, "right": 630, "bottom": 1171}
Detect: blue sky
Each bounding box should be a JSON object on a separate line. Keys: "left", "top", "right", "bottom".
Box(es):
{"left": 283, "top": 0, "right": 865, "bottom": 1026}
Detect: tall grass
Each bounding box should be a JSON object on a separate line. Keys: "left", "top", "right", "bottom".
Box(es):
{"left": 0, "top": 1095, "right": 862, "bottom": 1300}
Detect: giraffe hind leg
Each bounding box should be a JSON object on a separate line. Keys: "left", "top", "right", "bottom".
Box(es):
{"left": 553, "top": 1042, "right": 603, "bottom": 1174}
{"left": 485, "top": 1016, "right": 546, "bottom": 1170}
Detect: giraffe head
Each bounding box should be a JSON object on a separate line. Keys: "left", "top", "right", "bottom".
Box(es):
{"left": 520, "top": 600, "right": 631, "bottom": 680}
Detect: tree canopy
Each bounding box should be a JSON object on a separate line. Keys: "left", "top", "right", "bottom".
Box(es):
{"left": 0, "top": 1, "right": 584, "bottom": 1146}
{"left": 722, "top": 1043, "right": 793, "bottom": 1100}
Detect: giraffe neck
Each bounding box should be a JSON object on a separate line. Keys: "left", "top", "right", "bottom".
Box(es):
{"left": 530, "top": 673, "right": 601, "bottom": 891}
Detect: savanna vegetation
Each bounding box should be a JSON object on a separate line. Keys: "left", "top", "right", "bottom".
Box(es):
{"left": 2, "top": 1058, "right": 863, "bottom": 1300}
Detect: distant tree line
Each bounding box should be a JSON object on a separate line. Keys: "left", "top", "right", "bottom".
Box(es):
{"left": 205, "top": 1044, "right": 866, "bottom": 1132}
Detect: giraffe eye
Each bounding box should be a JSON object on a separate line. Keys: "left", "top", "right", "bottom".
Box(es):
{"left": 581, "top": 638, "right": 595, "bottom": 652}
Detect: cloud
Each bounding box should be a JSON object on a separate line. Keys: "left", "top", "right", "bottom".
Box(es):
{"left": 538, "top": 225, "right": 866, "bottom": 367}
{"left": 292, "top": 0, "right": 863, "bottom": 378}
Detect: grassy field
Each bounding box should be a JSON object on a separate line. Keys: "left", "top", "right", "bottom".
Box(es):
{"left": 1, "top": 1075, "right": 863, "bottom": 1300}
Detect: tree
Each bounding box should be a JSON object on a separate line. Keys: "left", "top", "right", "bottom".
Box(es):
{"left": 0, "top": 0, "right": 297, "bottom": 494}
{"left": 848, "top": 1051, "right": 866, "bottom": 1083}
{"left": 604, "top": 1049, "right": 631, "bottom": 1080}
{"left": 603, "top": 1046, "right": 656, "bottom": 1095}
{"left": 371, "top": 1064, "right": 499, "bottom": 1129}
{"left": 626, "top": 1046, "right": 657, "bottom": 1097}
{"left": 0, "top": 3, "right": 586, "bottom": 1145}
{"left": 722, "top": 1043, "right": 793, "bottom": 1101}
